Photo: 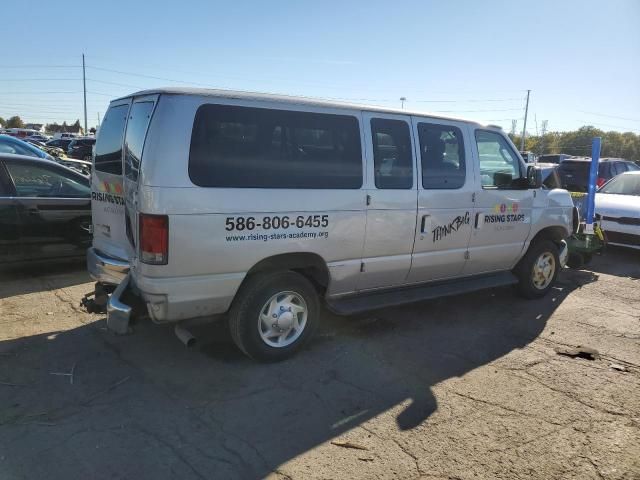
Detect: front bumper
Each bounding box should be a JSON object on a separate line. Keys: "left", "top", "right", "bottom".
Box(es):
{"left": 87, "top": 247, "right": 130, "bottom": 285}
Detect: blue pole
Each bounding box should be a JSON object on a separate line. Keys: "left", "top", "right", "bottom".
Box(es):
{"left": 584, "top": 137, "right": 601, "bottom": 233}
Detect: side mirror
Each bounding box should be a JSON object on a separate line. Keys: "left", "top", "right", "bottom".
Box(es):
{"left": 527, "top": 165, "right": 542, "bottom": 189}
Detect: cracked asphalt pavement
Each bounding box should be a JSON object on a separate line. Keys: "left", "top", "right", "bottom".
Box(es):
{"left": 1, "top": 248, "right": 639, "bottom": 479}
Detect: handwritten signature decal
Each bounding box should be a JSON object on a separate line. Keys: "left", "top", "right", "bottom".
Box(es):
{"left": 433, "top": 212, "right": 470, "bottom": 242}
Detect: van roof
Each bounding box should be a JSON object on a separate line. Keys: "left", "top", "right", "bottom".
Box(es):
{"left": 113, "top": 87, "right": 491, "bottom": 128}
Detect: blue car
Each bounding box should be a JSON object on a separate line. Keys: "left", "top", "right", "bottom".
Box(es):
{"left": 0, "top": 134, "right": 55, "bottom": 161}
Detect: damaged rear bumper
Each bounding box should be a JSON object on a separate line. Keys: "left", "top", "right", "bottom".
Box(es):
{"left": 87, "top": 247, "right": 129, "bottom": 285}
{"left": 106, "top": 272, "right": 132, "bottom": 334}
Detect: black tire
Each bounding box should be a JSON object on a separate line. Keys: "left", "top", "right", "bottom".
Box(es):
{"left": 515, "top": 240, "right": 560, "bottom": 299}
{"left": 228, "top": 271, "right": 319, "bottom": 362}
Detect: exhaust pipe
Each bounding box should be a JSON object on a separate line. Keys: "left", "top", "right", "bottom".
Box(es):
{"left": 174, "top": 324, "right": 196, "bottom": 348}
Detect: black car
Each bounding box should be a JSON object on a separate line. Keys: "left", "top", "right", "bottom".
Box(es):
{"left": 557, "top": 157, "right": 640, "bottom": 192}
{"left": 0, "top": 153, "right": 91, "bottom": 264}
{"left": 46, "top": 138, "right": 74, "bottom": 151}
{"left": 530, "top": 163, "right": 563, "bottom": 189}
{"left": 537, "top": 154, "right": 574, "bottom": 164}
{"left": 67, "top": 137, "right": 96, "bottom": 161}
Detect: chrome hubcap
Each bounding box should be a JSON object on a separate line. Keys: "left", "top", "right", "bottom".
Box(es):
{"left": 532, "top": 252, "right": 556, "bottom": 290}
{"left": 258, "top": 291, "right": 307, "bottom": 347}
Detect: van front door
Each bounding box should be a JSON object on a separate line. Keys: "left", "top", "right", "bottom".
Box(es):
{"left": 406, "top": 119, "right": 474, "bottom": 283}
{"left": 357, "top": 113, "right": 418, "bottom": 291}
{"left": 465, "top": 129, "right": 533, "bottom": 274}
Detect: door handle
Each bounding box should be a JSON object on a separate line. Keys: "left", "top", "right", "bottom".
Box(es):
{"left": 27, "top": 207, "right": 39, "bottom": 215}
{"left": 420, "top": 214, "right": 431, "bottom": 234}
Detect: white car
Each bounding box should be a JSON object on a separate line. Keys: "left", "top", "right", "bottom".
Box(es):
{"left": 596, "top": 171, "right": 640, "bottom": 250}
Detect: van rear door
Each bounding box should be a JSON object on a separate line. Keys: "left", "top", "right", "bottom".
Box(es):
{"left": 122, "top": 95, "right": 158, "bottom": 260}
{"left": 91, "top": 99, "right": 131, "bottom": 261}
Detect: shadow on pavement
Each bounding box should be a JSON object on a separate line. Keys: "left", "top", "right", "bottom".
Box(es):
{"left": 583, "top": 245, "right": 640, "bottom": 279}
{"left": 0, "top": 259, "right": 89, "bottom": 300}
{"left": 0, "top": 268, "right": 597, "bottom": 479}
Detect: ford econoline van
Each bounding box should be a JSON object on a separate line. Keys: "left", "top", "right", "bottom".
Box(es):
{"left": 88, "top": 88, "right": 576, "bottom": 361}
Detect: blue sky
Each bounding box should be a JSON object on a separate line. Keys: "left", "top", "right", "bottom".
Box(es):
{"left": 1, "top": 0, "right": 638, "bottom": 134}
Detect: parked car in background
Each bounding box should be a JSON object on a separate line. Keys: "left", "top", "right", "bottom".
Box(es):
{"left": 558, "top": 157, "right": 640, "bottom": 191}
{"left": 537, "top": 154, "right": 574, "bottom": 164}
{"left": 47, "top": 138, "right": 74, "bottom": 152}
{"left": 530, "top": 163, "right": 562, "bottom": 189}
{"left": 0, "top": 153, "right": 92, "bottom": 264}
{"left": 24, "top": 139, "right": 65, "bottom": 157}
{"left": 52, "top": 132, "right": 79, "bottom": 140}
{"left": 2, "top": 128, "right": 40, "bottom": 138}
{"left": 520, "top": 151, "right": 537, "bottom": 163}
{"left": 67, "top": 137, "right": 96, "bottom": 161}
{"left": 25, "top": 134, "right": 50, "bottom": 143}
{"left": 0, "top": 135, "right": 55, "bottom": 161}
{"left": 595, "top": 171, "right": 640, "bottom": 250}
{"left": 56, "top": 157, "right": 92, "bottom": 175}
{"left": 21, "top": 138, "right": 91, "bottom": 174}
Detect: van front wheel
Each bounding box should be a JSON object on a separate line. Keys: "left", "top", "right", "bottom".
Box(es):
{"left": 515, "top": 240, "right": 560, "bottom": 299}
{"left": 228, "top": 271, "right": 319, "bottom": 361}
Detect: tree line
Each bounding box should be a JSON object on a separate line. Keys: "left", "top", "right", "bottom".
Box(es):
{"left": 509, "top": 126, "right": 640, "bottom": 161}
{"left": 0, "top": 115, "right": 84, "bottom": 134}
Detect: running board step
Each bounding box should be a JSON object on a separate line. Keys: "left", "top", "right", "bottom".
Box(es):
{"left": 326, "top": 272, "right": 519, "bottom": 316}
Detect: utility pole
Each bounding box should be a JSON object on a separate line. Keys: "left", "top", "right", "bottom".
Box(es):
{"left": 520, "top": 89, "right": 530, "bottom": 151}
{"left": 97, "top": 112, "right": 101, "bottom": 130}
{"left": 400, "top": 97, "right": 406, "bottom": 109}
{"left": 540, "top": 120, "right": 548, "bottom": 155}
{"left": 82, "top": 54, "right": 88, "bottom": 136}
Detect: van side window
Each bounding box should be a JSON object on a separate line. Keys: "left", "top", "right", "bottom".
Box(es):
{"left": 124, "top": 101, "right": 155, "bottom": 182}
{"left": 418, "top": 123, "right": 466, "bottom": 189}
{"left": 475, "top": 130, "right": 524, "bottom": 189}
{"left": 189, "top": 104, "right": 363, "bottom": 189}
{"left": 371, "top": 118, "right": 413, "bottom": 189}
{"left": 95, "top": 104, "right": 129, "bottom": 175}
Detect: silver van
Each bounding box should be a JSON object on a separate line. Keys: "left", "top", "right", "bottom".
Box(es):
{"left": 88, "top": 88, "right": 576, "bottom": 361}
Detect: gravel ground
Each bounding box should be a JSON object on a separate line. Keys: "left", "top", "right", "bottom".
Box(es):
{"left": 0, "top": 248, "right": 639, "bottom": 480}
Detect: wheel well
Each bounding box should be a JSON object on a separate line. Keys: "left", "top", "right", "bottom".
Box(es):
{"left": 244, "top": 253, "right": 330, "bottom": 293}
{"left": 529, "top": 226, "right": 568, "bottom": 247}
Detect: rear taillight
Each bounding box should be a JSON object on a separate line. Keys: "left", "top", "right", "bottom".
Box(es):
{"left": 139, "top": 214, "right": 168, "bottom": 265}
{"left": 596, "top": 177, "right": 607, "bottom": 188}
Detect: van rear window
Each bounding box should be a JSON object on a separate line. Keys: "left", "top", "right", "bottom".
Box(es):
{"left": 94, "top": 104, "right": 129, "bottom": 175}
{"left": 124, "top": 101, "right": 155, "bottom": 182}
{"left": 189, "top": 104, "right": 363, "bottom": 189}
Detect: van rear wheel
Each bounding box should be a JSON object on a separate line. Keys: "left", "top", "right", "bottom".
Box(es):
{"left": 228, "top": 271, "right": 319, "bottom": 361}
{"left": 515, "top": 240, "right": 560, "bottom": 299}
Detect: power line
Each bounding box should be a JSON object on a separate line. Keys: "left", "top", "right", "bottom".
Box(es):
{"left": 431, "top": 107, "right": 524, "bottom": 113}
{"left": 0, "top": 91, "right": 81, "bottom": 95}
{"left": 86, "top": 65, "right": 218, "bottom": 88}
{"left": 0, "top": 78, "right": 77, "bottom": 81}
{"left": 0, "top": 65, "right": 79, "bottom": 68}
{"left": 86, "top": 78, "right": 145, "bottom": 89}
{"left": 578, "top": 110, "right": 640, "bottom": 123}
{"left": 412, "top": 98, "right": 522, "bottom": 103}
